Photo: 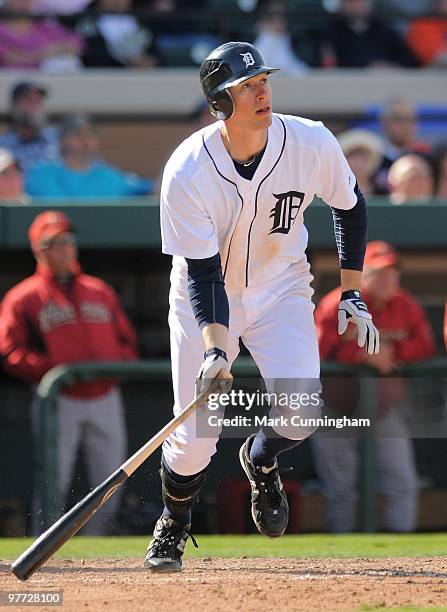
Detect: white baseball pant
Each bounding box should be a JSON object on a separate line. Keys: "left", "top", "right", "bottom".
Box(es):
{"left": 163, "top": 275, "right": 321, "bottom": 476}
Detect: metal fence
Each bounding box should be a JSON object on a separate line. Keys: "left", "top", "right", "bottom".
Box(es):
{"left": 37, "top": 357, "right": 447, "bottom": 531}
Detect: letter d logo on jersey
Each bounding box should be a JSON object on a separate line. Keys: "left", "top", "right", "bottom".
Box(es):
{"left": 240, "top": 52, "right": 255, "bottom": 68}
{"left": 269, "top": 191, "right": 305, "bottom": 235}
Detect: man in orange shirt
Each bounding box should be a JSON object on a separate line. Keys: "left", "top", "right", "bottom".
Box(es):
{"left": 313, "top": 241, "right": 435, "bottom": 532}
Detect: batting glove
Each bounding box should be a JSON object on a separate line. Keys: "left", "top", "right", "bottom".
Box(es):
{"left": 196, "top": 347, "right": 233, "bottom": 398}
{"left": 338, "top": 290, "right": 380, "bottom": 355}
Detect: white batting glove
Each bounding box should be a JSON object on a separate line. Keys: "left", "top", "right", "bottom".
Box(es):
{"left": 195, "top": 347, "right": 233, "bottom": 399}
{"left": 338, "top": 290, "right": 380, "bottom": 355}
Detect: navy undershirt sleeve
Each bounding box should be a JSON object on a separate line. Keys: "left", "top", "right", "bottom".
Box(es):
{"left": 186, "top": 253, "right": 229, "bottom": 329}
{"left": 331, "top": 183, "right": 368, "bottom": 271}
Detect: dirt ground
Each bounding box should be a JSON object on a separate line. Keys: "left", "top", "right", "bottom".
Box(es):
{"left": 1, "top": 557, "right": 446, "bottom": 612}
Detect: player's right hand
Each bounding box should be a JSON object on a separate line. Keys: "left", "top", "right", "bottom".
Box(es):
{"left": 195, "top": 347, "right": 233, "bottom": 398}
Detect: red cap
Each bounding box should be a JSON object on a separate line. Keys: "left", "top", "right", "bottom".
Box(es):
{"left": 364, "top": 240, "right": 398, "bottom": 271}
{"left": 29, "top": 210, "right": 73, "bottom": 249}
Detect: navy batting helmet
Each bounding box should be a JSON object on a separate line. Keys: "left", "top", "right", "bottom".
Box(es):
{"left": 200, "top": 42, "right": 279, "bottom": 121}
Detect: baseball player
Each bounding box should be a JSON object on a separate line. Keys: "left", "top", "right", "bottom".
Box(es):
{"left": 144, "top": 42, "right": 380, "bottom": 572}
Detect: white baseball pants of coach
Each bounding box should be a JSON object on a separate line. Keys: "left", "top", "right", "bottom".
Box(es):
{"left": 163, "top": 273, "right": 322, "bottom": 476}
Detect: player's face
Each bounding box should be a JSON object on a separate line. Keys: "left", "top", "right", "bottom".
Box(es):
{"left": 229, "top": 73, "right": 272, "bottom": 129}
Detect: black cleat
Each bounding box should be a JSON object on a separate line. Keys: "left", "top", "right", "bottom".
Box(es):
{"left": 239, "top": 434, "right": 289, "bottom": 538}
{"left": 144, "top": 516, "right": 197, "bottom": 573}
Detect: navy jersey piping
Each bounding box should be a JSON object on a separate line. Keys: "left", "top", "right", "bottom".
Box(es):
{"left": 202, "top": 134, "right": 244, "bottom": 281}
{"left": 245, "top": 116, "right": 287, "bottom": 287}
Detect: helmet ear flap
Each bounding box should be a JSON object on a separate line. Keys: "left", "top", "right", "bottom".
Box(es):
{"left": 210, "top": 90, "right": 234, "bottom": 121}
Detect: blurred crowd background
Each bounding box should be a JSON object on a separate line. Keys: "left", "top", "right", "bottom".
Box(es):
{"left": 0, "top": 0, "right": 446, "bottom": 200}
{"left": 0, "top": 0, "right": 446, "bottom": 72}
{"left": 0, "top": 0, "right": 446, "bottom": 539}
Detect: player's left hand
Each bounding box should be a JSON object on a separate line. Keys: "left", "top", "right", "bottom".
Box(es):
{"left": 338, "top": 290, "right": 380, "bottom": 355}
{"left": 195, "top": 347, "right": 233, "bottom": 399}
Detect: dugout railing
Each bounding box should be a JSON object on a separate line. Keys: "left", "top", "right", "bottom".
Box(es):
{"left": 36, "top": 357, "right": 447, "bottom": 532}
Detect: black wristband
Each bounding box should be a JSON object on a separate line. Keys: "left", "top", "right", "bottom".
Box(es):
{"left": 204, "top": 347, "right": 228, "bottom": 361}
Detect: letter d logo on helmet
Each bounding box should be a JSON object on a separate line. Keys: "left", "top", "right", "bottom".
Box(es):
{"left": 200, "top": 42, "right": 279, "bottom": 121}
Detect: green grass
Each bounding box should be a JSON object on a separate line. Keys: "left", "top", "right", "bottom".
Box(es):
{"left": 1, "top": 533, "right": 447, "bottom": 560}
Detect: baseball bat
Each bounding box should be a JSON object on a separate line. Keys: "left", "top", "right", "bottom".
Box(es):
{"left": 11, "top": 378, "right": 223, "bottom": 581}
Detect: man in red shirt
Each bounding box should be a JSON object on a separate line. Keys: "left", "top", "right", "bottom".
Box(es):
{"left": 313, "top": 240, "right": 435, "bottom": 532}
{"left": 0, "top": 210, "right": 138, "bottom": 534}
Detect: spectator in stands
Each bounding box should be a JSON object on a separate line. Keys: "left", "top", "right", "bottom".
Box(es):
{"left": 0, "top": 81, "right": 60, "bottom": 172}
{"left": 32, "top": 0, "right": 93, "bottom": 15}
{"left": 254, "top": 0, "right": 308, "bottom": 76}
{"left": 407, "top": 0, "right": 447, "bottom": 68}
{"left": 77, "top": 0, "right": 159, "bottom": 68}
{"left": 0, "top": 148, "right": 29, "bottom": 204}
{"left": 337, "top": 128, "right": 384, "bottom": 196}
{"left": 0, "top": 210, "right": 138, "bottom": 534}
{"left": 431, "top": 142, "right": 447, "bottom": 198}
{"left": 388, "top": 154, "right": 434, "bottom": 204}
{"left": 25, "top": 114, "right": 153, "bottom": 198}
{"left": 321, "top": 0, "right": 418, "bottom": 68}
{"left": 375, "top": 98, "right": 430, "bottom": 193}
{"left": 312, "top": 240, "right": 436, "bottom": 533}
{"left": 380, "top": 98, "right": 419, "bottom": 162}
{"left": 0, "top": 0, "right": 84, "bottom": 72}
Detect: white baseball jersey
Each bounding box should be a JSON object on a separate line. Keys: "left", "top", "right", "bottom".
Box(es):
{"left": 161, "top": 113, "right": 356, "bottom": 293}
{"left": 160, "top": 112, "right": 357, "bottom": 474}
